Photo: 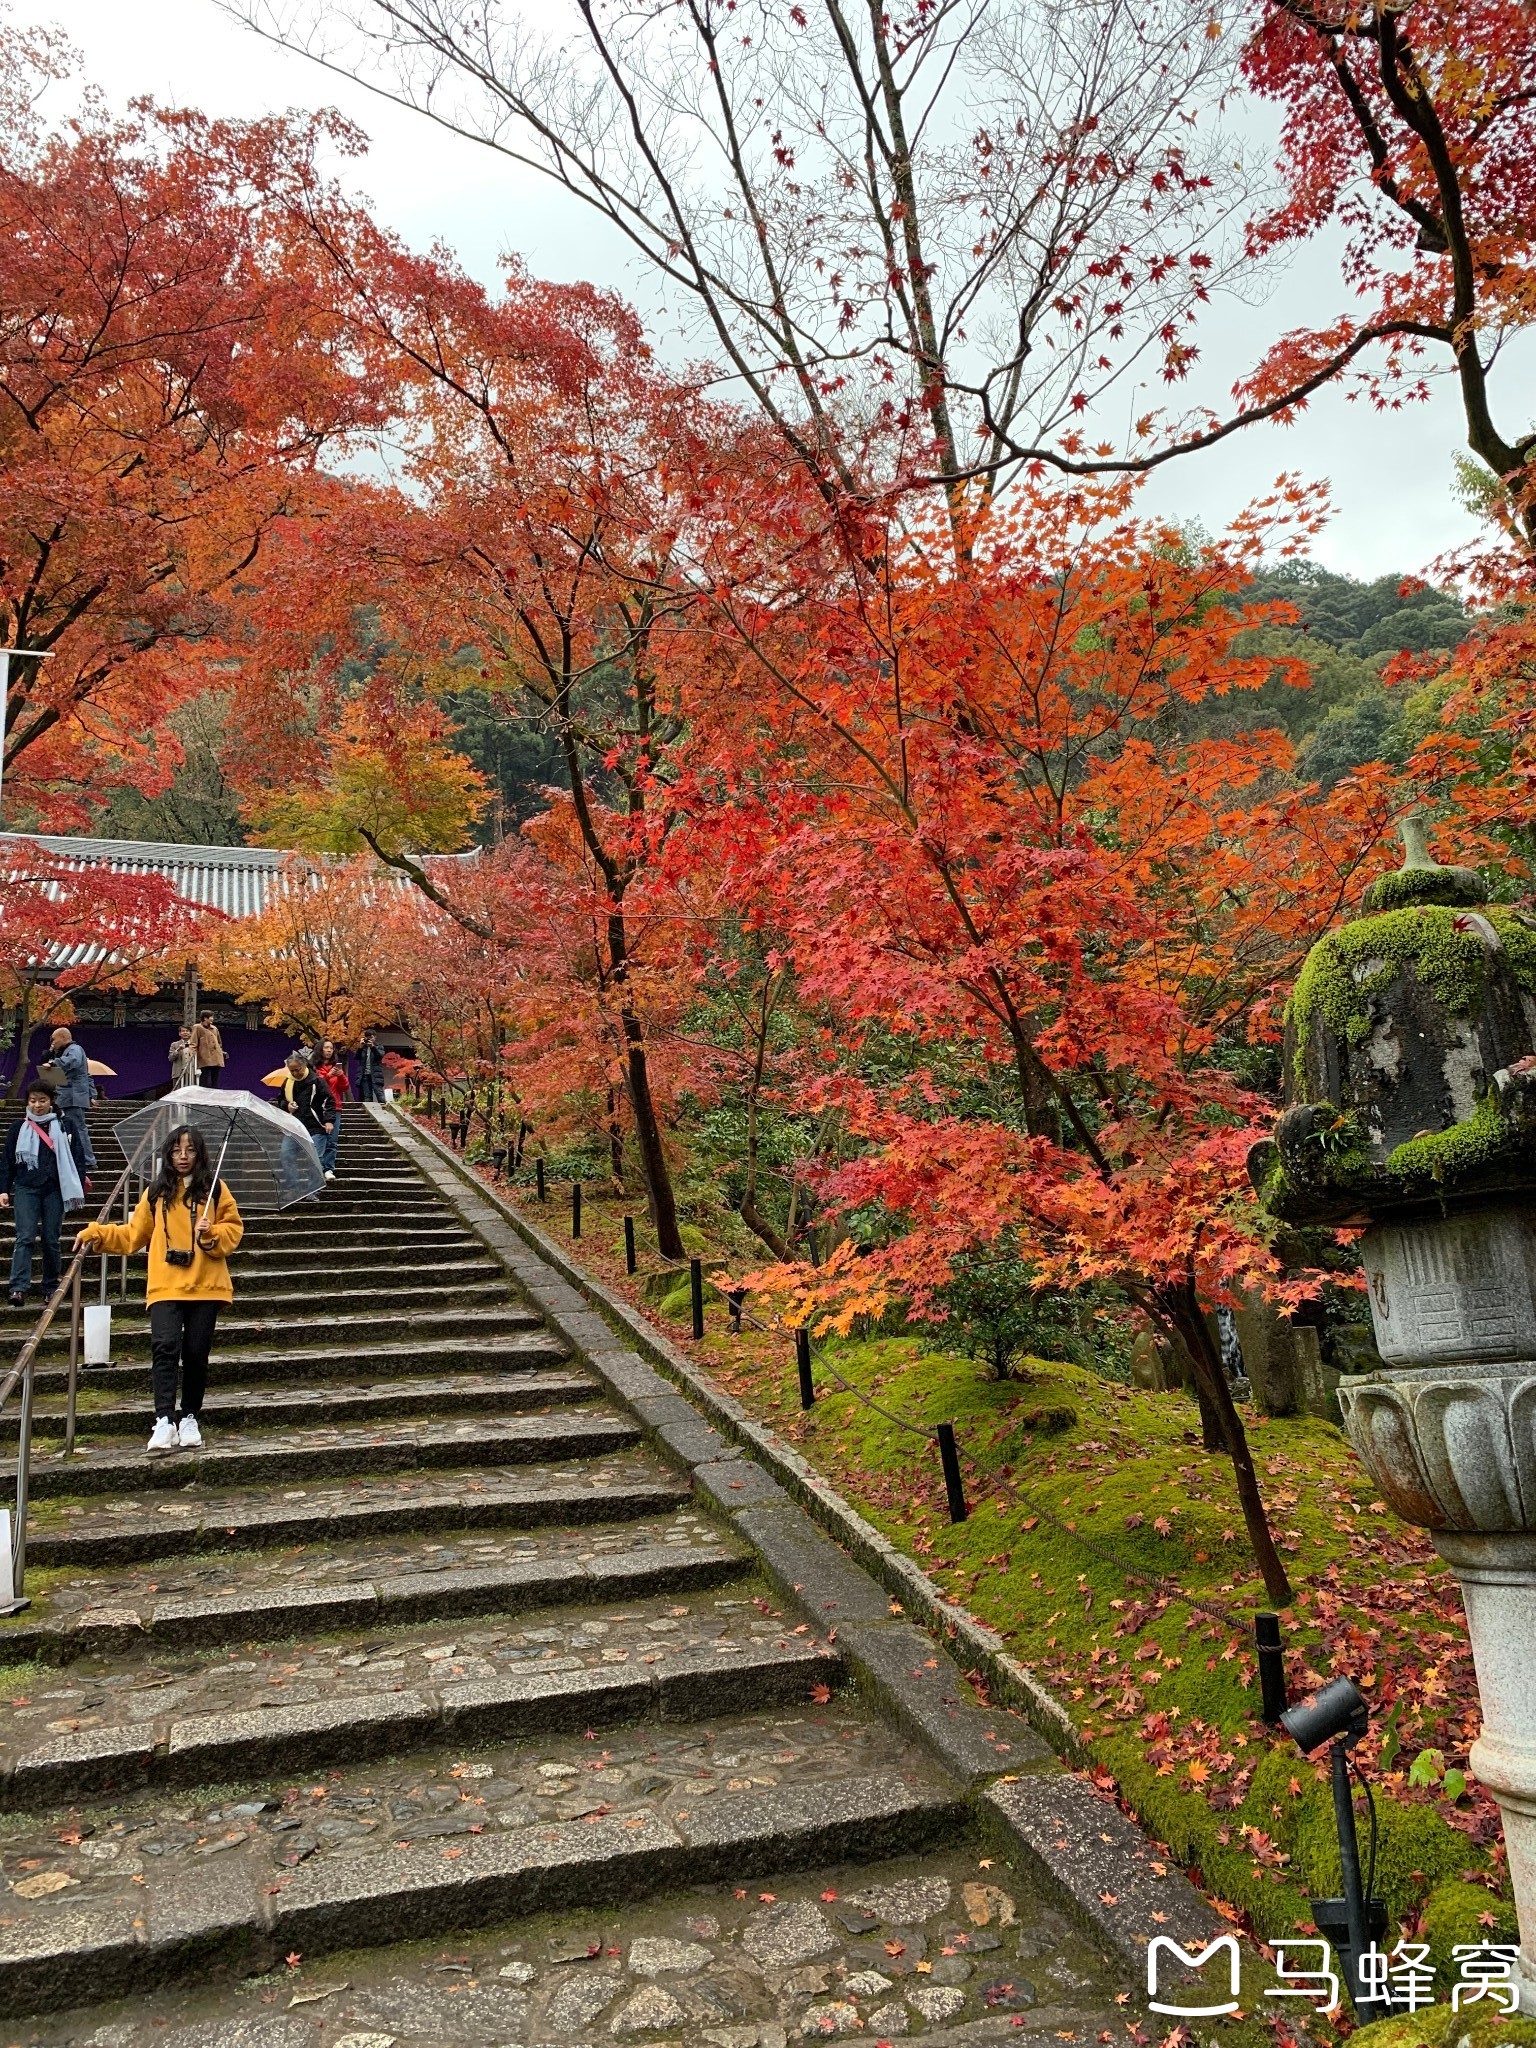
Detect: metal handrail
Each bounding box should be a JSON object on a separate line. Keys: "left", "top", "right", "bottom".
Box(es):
{"left": 0, "top": 1127, "right": 154, "bottom": 1613}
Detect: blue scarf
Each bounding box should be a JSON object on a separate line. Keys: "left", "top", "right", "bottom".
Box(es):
{"left": 14, "top": 1114, "right": 86, "bottom": 1207}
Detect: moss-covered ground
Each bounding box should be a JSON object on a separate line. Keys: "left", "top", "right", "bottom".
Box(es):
{"left": 442, "top": 1144, "right": 1514, "bottom": 2020}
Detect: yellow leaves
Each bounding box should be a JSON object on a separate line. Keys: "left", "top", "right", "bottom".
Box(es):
{"left": 250, "top": 695, "right": 488, "bottom": 861}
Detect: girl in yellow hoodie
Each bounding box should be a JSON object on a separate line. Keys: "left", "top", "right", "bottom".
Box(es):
{"left": 78, "top": 1125, "right": 243, "bottom": 1455}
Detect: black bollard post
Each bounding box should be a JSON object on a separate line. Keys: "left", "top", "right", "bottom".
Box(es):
{"left": 937, "top": 1422, "right": 968, "bottom": 1524}
{"left": 689, "top": 1258, "right": 705, "bottom": 1340}
{"left": 535, "top": 1157, "right": 546, "bottom": 1202}
{"left": 1255, "top": 1612, "right": 1288, "bottom": 1724}
{"left": 572, "top": 1182, "right": 582, "bottom": 1239}
{"left": 624, "top": 1215, "right": 637, "bottom": 1274}
{"left": 796, "top": 1328, "right": 814, "bottom": 1409}
{"left": 728, "top": 1288, "right": 744, "bottom": 1333}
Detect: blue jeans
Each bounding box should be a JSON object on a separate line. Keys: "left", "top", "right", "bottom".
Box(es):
{"left": 357, "top": 1074, "right": 384, "bottom": 1102}
{"left": 9, "top": 1182, "right": 63, "bottom": 1296}
{"left": 319, "top": 1122, "right": 338, "bottom": 1175}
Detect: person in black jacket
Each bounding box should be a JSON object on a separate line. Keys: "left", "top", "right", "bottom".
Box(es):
{"left": 1, "top": 1080, "right": 86, "bottom": 1306}
{"left": 356, "top": 1028, "right": 386, "bottom": 1103}
{"left": 276, "top": 1054, "right": 336, "bottom": 1199}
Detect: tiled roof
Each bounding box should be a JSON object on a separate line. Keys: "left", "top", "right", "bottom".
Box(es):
{"left": 0, "top": 831, "right": 449, "bottom": 974}
{"left": 0, "top": 832, "right": 287, "bottom": 922}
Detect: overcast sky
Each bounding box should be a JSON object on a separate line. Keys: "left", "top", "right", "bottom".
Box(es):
{"left": 52, "top": 0, "right": 1500, "bottom": 583}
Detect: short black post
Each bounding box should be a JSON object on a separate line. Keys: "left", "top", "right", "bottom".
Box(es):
{"left": 571, "top": 1181, "right": 582, "bottom": 1239}
{"left": 535, "top": 1157, "right": 546, "bottom": 1202}
{"left": 728, "top": 1287, "right": 744, "bottom": 1333}
{"left": 689, "top": 1258, "right": 705, "bottom": 1340}
{"left": 795, "top": 1328, "right": 814, "bottom": 1409}
{"left": 624, "top": 1215, "right": 637, "bottom": 1274}
{"left": 937, "top": 1422, "right": 968, "bottom": 1524}
{"left": 1255, "top": 1612, "right": 1288, "bottom": 1724}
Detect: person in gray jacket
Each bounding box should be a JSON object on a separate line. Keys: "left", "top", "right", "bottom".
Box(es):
{"left": 46, "top": 1027, "right": 97, "bottom": 1172}
{"left": 168, "top": 1026, "right": 198, "bottom": 1091}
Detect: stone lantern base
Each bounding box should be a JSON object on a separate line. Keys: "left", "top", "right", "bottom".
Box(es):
{"left": 1335, "top": 1206, "right": 1536, "bottom": 2012}
{"left": 1435, "top": 1533, "right": 1536, "bottom": 2013}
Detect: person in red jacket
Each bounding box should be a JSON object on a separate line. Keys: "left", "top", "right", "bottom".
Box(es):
{"left": 313, "top": 1038, "right": 349, "bottom": 1182}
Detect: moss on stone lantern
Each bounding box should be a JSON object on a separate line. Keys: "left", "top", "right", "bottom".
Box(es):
{"left": 1248, "top": 817, "right": 1536, "bottom": 1224}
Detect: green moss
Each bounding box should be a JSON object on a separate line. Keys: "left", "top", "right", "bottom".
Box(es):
{"left": 1289, "top": 904, "right": 1536, "bottom": 1094}
{"left": 696, "top": 1331, "right": 1493, "bottom": 1947}
{"left": 1422, "top": 1877, "right": 1519, "bottom": 1983}
{"left": 1352, "top": 2009, "right": 1536, "bottom": 2048}
{"left": 1289, "top": 1781, "right": 1468, "bottom": 1921}
{"left": 1364, "top": 865, "right": 1486, "bottom": 913}
{"left": 1386, "top": 1091, "right": 1508, "bottom": 1188}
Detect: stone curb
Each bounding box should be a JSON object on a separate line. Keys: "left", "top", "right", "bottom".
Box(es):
{"left": 383, "top": 1111, "right": 1234, "bottom": 1981}
{"left": 384, "top": 1114, "right": 1079, "bottom": 1745}
{"left": 2, "top": 1636, "right": 840, "bottom": 1808}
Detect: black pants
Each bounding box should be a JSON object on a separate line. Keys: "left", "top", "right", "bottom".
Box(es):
{"left": 198, "top": 1067, "right": 222, "bottom": 1088}
{"left": 150, "top": 1301, "right": 220, "bottom": 1422}
{"left": 357, "top": 1074, "right": 384, "bottom": 1102}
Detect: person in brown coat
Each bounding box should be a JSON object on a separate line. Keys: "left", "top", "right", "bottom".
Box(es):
{"left": 192, "top": 1012, "right": 226, "bottom": 1088}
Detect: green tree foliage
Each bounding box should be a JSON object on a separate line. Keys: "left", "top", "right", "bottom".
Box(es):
{"left": 1182, "top": 560, "right": 1472, "bottom": 789}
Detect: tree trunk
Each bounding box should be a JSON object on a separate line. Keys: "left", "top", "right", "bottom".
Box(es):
{"left": 5, "top": 984, "right": 38, "bottom": 1104}
{"left": 1155, "top": 1279, "right": 1293, "bottom": 1607}
{"left": 739, "top": 1192, "right": 791, "bottom": 1260}
{"left": 606, "top": 1089, "right": 625, "bottom": 1192}
{"left": 620, "top": 1010, "right": 684, "bottom": 1258}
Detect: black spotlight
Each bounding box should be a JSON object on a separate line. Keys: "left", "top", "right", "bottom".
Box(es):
{"left": 1281, "top": 1676, "right": 1388, "bottom": 2021}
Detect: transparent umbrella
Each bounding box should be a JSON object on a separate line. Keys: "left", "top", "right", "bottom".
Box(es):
{"left": 112, "top": 1087, "right": 324, "bottom": 1216}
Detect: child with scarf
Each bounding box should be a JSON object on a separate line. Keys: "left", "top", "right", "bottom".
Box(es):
{"left": 1, "top": 1079, "right": 86, "bottom": 1308}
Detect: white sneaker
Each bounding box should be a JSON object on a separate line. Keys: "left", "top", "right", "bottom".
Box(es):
{"left": 324, "top": 1169, "right": 336, "bottom": 1182}
{"left": 177, "top": 1415, "right": 203, "bottom": 1449}
{"left": 147, "top": 1417, "right": 178, "bottom": 1454}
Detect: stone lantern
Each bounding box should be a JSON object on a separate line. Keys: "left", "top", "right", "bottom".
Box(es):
{"left": 1249, "top": 816, "right": 1536, "bottom": 2009}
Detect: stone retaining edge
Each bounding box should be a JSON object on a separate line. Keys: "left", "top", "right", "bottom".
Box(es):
{"left": 384, "top": 1113, "right": 1080, "bottom": 1751}
{"left": 381, "top": 1109, "right": 1244, "bottom": 1985}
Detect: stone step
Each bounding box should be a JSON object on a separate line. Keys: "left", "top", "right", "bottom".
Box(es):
{"left": 24, "top": 1331, "right": 569, "bottom": 1397}
{"left": 23, "top": 1304, "right": 543, "bottom": 1361}
{"left": 0, "top": 1704, "right": 961, "bottom": 2014}
{"left": 3, "top": 1369, "right": 599, "bottom": 1444}
{"left": 16, "top": 1276, "right": 518, "bottom": 1329}
{"left": 213, "top": 1225, "right": 486, "bottom": 1250}
{"left": 227, "top": 1256, "right": 503, "bottom": 1292}
{"left": 16, "top": 1532, "right": 749, "bottom": 1659}
{"left": 20, "top": 1462, "right": 696, "bottom": 1569}
{"left": 1, "top": 1846, "right": 1121, "bottom": 2047}
{"left": 2, "top": 1599, "right": 841, "bottom": 1804}
{"left": 2, "top": 1410, "right": 642, "bottom": 1500}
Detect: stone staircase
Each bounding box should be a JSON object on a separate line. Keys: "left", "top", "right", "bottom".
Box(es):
{"left": 0, "top": 1102, "right": 1146, "bottom": 2045}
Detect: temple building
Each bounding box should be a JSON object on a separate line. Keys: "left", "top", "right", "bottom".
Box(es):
{"left": 0, "top": 833, "right": 410, "bottom": 1099}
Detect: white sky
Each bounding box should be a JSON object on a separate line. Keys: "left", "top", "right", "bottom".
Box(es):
{"left": 50, "top": 0, "right": 1504, "bottom": 583}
